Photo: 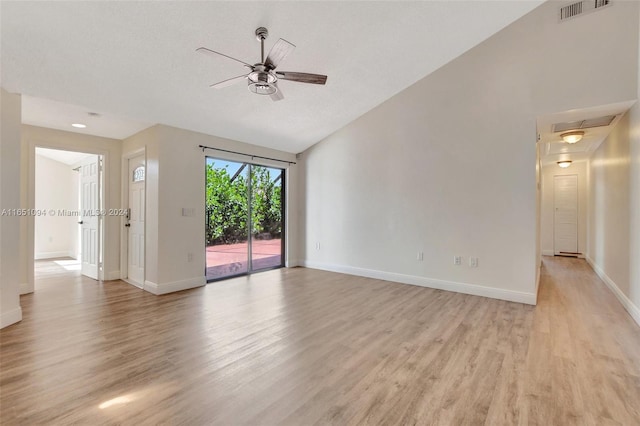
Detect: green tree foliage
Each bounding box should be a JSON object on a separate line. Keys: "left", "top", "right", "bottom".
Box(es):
{"left": 251, "top": 166, "right": 282, "bottom": 237}
{"left": 206, "top": 162, "right": 282, "bottom": 246}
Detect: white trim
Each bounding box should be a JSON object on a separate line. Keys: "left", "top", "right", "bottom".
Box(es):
{"left": 535, "top": 261, "right": 541, "bottom": 297}
{"left": 286, "top": 259, "right": 300, "bottom": 268}
{"left": 1, "top": 307, "right": 22, "bottom": 329}
{"left": 19, "top": 282, "right": 32, "bottom": 295}
{"left": 586, "top": 255, "right": 640, "bottom": 327}
{"left": 301, "top": 261, "right": 537, "bottom": 305}
{"left": 143, "top": 276, "right": 205, "bottom": 295}
{"left": 105, "top": 270, "right": 121, "bottom": 281}
{"left": 34, "top": 251, "right": 74, "bottom": 260}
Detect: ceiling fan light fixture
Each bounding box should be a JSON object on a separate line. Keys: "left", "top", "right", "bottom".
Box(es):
{"left": 197, "top": 27, "right": 327, "bottom": 102}
{"left": 247, "top": 68, "right": 277, "bottom": 95}
{"left": 561, "top": 130, "right": 584, "bottom": 143}
{"left": 557, "top": 160, "right": 572, "bottom": 168}
{"left": 248, "top": 82, "right": 277, "bottom": 95}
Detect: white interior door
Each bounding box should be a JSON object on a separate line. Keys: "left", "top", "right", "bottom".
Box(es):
{"left": 80, "top": 156, "right": 100, "bottom": 279}
{"left": 554, "top": 174, "right": 578, "bottom": 255}
{"left": 127, "top": 155, "right": 145, "bottom": 286}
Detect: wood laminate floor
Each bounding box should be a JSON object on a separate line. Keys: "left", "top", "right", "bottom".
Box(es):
{"left": 1, "top": 257, "right": 639, "bottom": 425}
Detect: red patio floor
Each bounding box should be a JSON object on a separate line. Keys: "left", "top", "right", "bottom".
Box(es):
{"left": 206, "top": 239, "right": 282, "bottom": 280}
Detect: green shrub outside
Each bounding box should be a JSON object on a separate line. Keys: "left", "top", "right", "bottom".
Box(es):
{"left": 206, "top": 163, "right": 282, "bottom": 246}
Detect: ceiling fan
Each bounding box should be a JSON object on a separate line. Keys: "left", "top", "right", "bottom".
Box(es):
{"left": 196, "top": 27, "right": 327, "bottom": 101}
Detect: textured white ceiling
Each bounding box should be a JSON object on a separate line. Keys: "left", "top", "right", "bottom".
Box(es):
{"left": 23, "top": 96, "right": 151, "bottom": 140}
{"left": 1, "top": 1, "right": 543, "bottom": 153}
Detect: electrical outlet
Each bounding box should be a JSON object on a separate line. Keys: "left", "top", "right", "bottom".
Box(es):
{"left": 454, "top": 256, "right": 462, "bottom": 266}
{"left": 469, "top": 257, "right": 478, "bottom": 268}
{"left": 417, "top": 251, "right": 424, "bottom": 261}
{"left": 315, "top": 242, "right": 320, "bottom": 250}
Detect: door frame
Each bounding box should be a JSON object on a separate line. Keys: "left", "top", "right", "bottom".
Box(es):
{"left": 204, "top": 155, "right": 286, "bottom": 282}
{"left": 120, "top": 147, "right": 146, "bottom": 287}
{"left": 25, "top": 143, "right": 109, "bottom": 294}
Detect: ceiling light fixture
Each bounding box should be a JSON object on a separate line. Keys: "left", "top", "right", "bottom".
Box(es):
{"left": 248, "top": 82, "right": 277, "bottom": 95}
{"left": 247, "top": 66, "right": 278, "bottom": 95}
{"left": 560, "top": 130, "right": 584, "bottom": 144}
{"left": 71, "top": 123, "right": 87, "bottom": 128}
{"left": 557, "top": 160, "right": 572, "bottom": 168}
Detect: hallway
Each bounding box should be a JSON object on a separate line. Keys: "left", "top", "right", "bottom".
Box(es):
{"left": 1, "top": 256, "right": 639, "bottom": 424}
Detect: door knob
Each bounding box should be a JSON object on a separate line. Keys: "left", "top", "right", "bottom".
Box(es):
{"left": 125, "top": 223, "right": 131, "bottom": 227}
{"left": 78, "top": 221, "right": 83, "bottom": 225}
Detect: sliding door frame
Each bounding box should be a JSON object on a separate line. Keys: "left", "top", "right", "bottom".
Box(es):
{"left": 205, "top": 156, "right": 286, "bottom": 282}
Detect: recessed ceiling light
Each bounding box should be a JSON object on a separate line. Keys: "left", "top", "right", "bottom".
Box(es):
{"left": 71, "top": 123, "right": 87, "bottom": 128}
{"left": 557, "top": 160, "right": 572, "bottom": 168}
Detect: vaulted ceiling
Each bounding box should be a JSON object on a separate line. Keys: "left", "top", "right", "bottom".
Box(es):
{"left": 1, "top": 1, "right": 543, "bottom": 153}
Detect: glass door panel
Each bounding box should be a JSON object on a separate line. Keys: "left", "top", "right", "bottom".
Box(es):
{"left": 205, "top": 158, "right": 249, "bottom": 280}
{"left": 250, "top": 166, "right": 284, "bottom": 271}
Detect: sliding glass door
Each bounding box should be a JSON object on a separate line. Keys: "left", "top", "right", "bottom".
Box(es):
{"left": 205, "top": 158, "right": 284, "bottom": 281}
{"left": 250, "top": 166, "right": 284, "bottom": 271}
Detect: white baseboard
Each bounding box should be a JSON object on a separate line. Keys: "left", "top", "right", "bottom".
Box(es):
{"left": 585, "top": 255, "right": 640, "bottom": 328}
{"left": 105, "top": 270, "right": 121, "bottom": 281}
{"left": 143, "top": 276, "right": 206, "bottom": 295}
{"left": 35, "top": 250, "right": 74, "bottom": 260}
{"left": 1, "top": 306, "right": 22, "bottom": 329}
{"left": 19, "top": 282, "right": 33, "bottom": 295}
{"left": 301, "top": 261, "right": 536, "bottom": 305}
{"left": 286, "top": 259, "right": 300, "bottom": 268}
{"left": 535, "top": 262, "right": 541, "bottom": 296}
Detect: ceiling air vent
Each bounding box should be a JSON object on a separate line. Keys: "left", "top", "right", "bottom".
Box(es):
{"left": 552, "top": 115, "right": 616, "bottom": 132}
{"left": 559, "top": 0, "right": 611, "bottom": 22}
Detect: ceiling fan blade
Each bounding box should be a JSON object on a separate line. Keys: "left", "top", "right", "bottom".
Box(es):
{"left": 276, "top": 71, "right": 327, "bottom": 85}
{"left": 264, "top": 38, "right": 295, "bottom": 70}
{"left": 270, "top": 84, "right": 284, "bottom": 102}
{"left": 210, "top": 74, "right": 248, "bottom": 89}
{"left": 196, "top": 47, "right": 253, "bottom": 68}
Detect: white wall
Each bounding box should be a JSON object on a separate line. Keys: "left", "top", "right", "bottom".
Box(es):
{"left": 1, "top": 89, "right": 22, "bottom": 328}
{"left": 540, "top": 161, "right": 588, "bottom": 257}
{"left": 34, "top": 154, "right": 79, "bottom": 259}
{"left": 20, "top": 125, "right": 122, "bottom": 293}
{"left": 579, "top": 0, "right": 640, "bottom": 327}
{"left": 123, "top": 124, "right": 298, "bottom": 295}
{"left": 588, "top": 109, "right": 640, "bottom": 326}
{"left": 631, "top": 85, "right": 640, "bottom": 327}
{"left": 632, "top": 11, "right": 640, "bottom": 325}
{"left": 300, "top": 1, "right": 638, "bottom": 305}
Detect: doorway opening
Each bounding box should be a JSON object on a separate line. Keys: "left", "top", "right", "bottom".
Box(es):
{"left": 34, "top": 148, "right": 103, "bottom": 283}
{"left": 205, "top": 157, "right": 285, "bottom": 281}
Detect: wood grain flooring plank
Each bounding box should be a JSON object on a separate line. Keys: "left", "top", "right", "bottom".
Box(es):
{"left": 1, "top": 257, "right": 640, "bottom": 425}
